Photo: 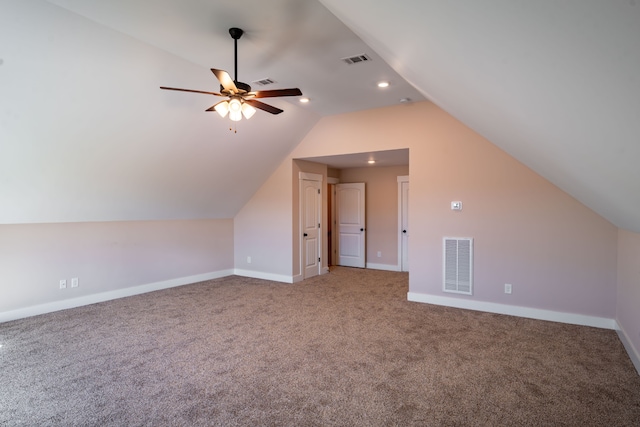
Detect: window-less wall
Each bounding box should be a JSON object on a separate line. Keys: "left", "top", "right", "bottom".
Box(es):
{"left": 234, "top": 101, "right": 618, "bottom": 324}
{"left": 1, "top": 219, "right": 234, "bottom": 320}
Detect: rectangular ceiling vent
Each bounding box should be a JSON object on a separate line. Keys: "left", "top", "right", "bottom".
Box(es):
{"left": 443, "top": 237, "right": 473, "bottom": 295}
{"left": 252, "top": 78, "right": 277, "bottom": 86}
{"left": 341, "top": 54, "right": 371, "bottom": 65}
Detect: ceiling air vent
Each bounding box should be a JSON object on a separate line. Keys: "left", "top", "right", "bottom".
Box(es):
{"left": 341, "top": 54, "right": 371, "bottom": 65}
{"left": 252, "top": 78, "right": 277, "bottom": 86}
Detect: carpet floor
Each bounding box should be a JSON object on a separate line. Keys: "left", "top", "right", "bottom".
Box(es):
{"left": 1, "top": 267, "right": 639, "bottom": 426}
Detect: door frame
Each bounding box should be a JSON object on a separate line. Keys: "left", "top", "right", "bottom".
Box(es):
{"left": 397, "top": 175, "right": 409, "bottom": 272}
{"left": 327, "top": 177, "right": 340, "bottom": 267}
{"left": 336, "top": 182, "right": 366, "bottom": 268}
{"left": 299, "top": 172, "right": 323, "bottom": 279}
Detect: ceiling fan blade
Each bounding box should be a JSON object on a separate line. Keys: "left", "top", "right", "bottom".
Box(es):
{"left": 160, "top": 86, "right": 222, "bottom": 96}
{"left": 211, "top": 69, "right": 238, "bottom": 93}
{"left": 244, "top": 99, "right": 283, "bottom": 115}
{"left": 251, "top": 88, "right": 302, "bottom": 98}
{"left": 205, "top": 100, "right": 227, "bottom": 112}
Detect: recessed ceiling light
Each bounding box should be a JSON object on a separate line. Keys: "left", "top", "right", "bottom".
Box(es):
{"left": 299, "top": 97, "right": 310, "bottom": 103}
{"left": 377, "top": 81, "right": 390, "bottom": 88}
{"left": 368, "top": 160, "right": 376, "bottom": 164}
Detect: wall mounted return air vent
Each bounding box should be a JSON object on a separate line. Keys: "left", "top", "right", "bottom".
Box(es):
{"left": 443, "top": 237, "right": 473, "bottom": 295}
{"left": 341, "top": 54, "right": 371, "bottom": 65}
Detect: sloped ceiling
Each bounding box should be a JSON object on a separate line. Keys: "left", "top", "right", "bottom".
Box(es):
{"left": 0, "top": 0, "right": 422, "bottom": 223}
{"left": 2, "top": 1, "right": 639, "bottom": 233}
{"left": 320, "top": 0, "right": 640, "bottom": 232}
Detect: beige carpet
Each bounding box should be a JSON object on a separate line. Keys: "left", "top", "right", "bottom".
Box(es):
{"left": 1, "top": 267, "right": 639, "bottom": 426}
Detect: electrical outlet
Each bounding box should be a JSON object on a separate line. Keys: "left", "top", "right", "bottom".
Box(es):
{"left": 247, "top": 256, "right": 251, "bottom": 264}
{"left": 504, "top": 283, "right": 512, "bottom": 294}
{"left": 71, "top": 277, "right": 79, "bottom": 288}
{"left": 59, "top": 279, "right": 67, "bottom": 289}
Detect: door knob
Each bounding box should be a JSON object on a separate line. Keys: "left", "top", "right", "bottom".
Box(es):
{"left": 303, "top": 233, "right": 308, "bottom": 237}
{"left": 360, "top": 228, "right": 364, "bottom": 232}
{"left": 403, "top": 230, "right": 407, "bottom": 233}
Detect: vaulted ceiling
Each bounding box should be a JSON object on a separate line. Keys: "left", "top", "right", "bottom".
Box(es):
{"left": 2, "top": 1, "right": 639, "bottom": 232}
{"left": 320, "top": 0, "right": 640, "bottom": 232}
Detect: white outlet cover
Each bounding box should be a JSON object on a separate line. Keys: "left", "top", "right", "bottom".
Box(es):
{"left": 451, "top": 201, "right": 462, "bottom": 210}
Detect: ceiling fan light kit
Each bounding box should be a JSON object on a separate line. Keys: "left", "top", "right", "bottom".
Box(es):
{"left": 241, "top": 102, "right": 256, "bottom": 119}
{"left": 213, "top": 101, "right": 229, "bottom": 118}
{"left": 160, "top": 27, "right": 302, "bottom": 123}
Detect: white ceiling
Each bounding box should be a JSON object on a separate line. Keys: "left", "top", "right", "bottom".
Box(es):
{"left": 46, "top": 0, "right": 425, "bottom": 116}
{"left": 300, "top": 149, "right": 409, "bottom": 170}
{"left": 0, "top": 0, "right": 421, "bottom": 224}
{"left": 320, "top": 0, "right": 640, "bottom": 232}
{"left": 2, "top": 1, "right": 639, "bottom": 232}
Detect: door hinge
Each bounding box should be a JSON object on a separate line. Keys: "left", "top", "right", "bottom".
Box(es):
{"left": 318, "top": 257, "right": 321, "bottom": 262}
{"left": 318, "top": 189, "right": 320, "bottom": 194}
{"left": 318, "top": 223, "right": 320, "bottom": 228}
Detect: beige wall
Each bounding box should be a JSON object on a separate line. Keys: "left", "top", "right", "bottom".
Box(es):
{"left": 1, "top": 219, "right": 233, "bottom": 316}
{"left": 233, "top": 161, "right": 293, "bottom": 280}
{"left": 328, "top": 168, "right": 340, "bottom": 179}
{"left": 234, "top": 101, "right": 618, "bottom": 319}
{"left": 617, "top": 229, "right": 640, "bottom": 370}
{"left": 339, "top": 165, "right": 409, "bottom": 268}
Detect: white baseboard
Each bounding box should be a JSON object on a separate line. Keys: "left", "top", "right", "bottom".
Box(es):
{"left": 366, "top": 262, "right": 401, "bottom": 272}
{"left": 233, "top": 267, "right": 329, "bottom": 283}
{"left": 407, "top": 292, "right": 616, "bottom": 330}
{"left": 0, "top": 269, "right": 235, "bottom": 323}
{"left": 289, "top": 268, "right": 328, "bottom": 283}
{"left": 233, "top": 269, "right": 293, "bottom": 283}
{"left": 616, "top": 323, "right": 640, "bottom": 376}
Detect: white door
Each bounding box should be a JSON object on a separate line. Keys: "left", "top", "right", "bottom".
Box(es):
{"left": 336, "top": 183, "right": 365, "bottom": 268}
{"left": 400, "top": 181, "right": 409, "bottom": 272}
{"left": 302, "top": 179, "right": 321, "bottom": 278}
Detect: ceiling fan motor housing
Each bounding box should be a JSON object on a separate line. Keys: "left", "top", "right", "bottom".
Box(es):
{"left": 222, "top": 81, "right": 251, "bottom": 94}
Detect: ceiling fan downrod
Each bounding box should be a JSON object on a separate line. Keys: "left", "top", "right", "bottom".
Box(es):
{"left": 229, "top": 27, "right": 244, "bottom": 84}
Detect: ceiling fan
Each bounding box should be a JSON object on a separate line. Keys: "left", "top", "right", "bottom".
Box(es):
{"left": 160, "top": 27, "right": 302, "bottom": 121}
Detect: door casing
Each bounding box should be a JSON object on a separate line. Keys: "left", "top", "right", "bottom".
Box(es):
{"left": 397, "top": 176, "right": 409, "bottom": 272}
{"left": 336, "top": 182, "right": 366, "bottom": 268}
{"left": 299, "top": 172, "right": 323, "bottom": 279}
